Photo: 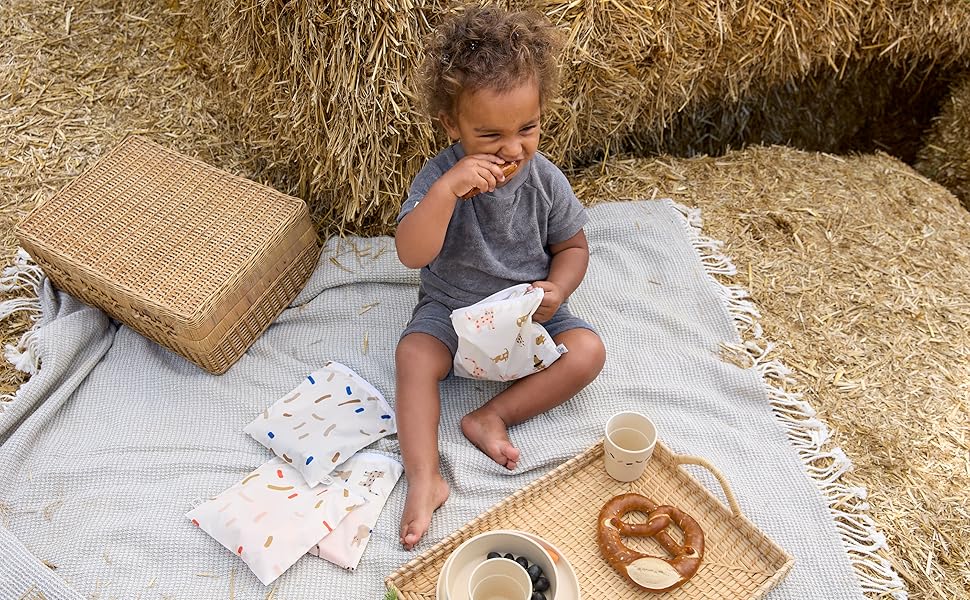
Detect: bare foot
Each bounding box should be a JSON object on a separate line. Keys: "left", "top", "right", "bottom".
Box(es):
{"left": 400, "top": 474, "right": 450, "bottom": 550}
{"left": 460, "top": 409, "right": 521, "bottom": 470}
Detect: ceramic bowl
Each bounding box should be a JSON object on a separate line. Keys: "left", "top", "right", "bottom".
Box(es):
{"left": 443, "top": 529, "right": 558, "bottom": 600}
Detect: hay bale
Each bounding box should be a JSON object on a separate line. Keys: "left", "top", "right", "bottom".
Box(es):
{"left": 917, "top": 73, "right": 970, "bottom": 210}
{"left": 537, "top": 1, "right": 861, "bottom": 154}
{"left": 186, "top": 0, "right": 857, "bottom": 233}
{"left": 188, "top": 1, "right": 970, "bottom": 234}
{"left": 190, "top": 0, "right": 442, "bottom": 235}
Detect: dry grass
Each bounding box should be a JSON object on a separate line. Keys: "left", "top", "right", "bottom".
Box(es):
{"left": 917, "top": 72, "right": 970, "bottom": 210}
{"left": 2, "top": 1, "right": 969, "bottom": 599}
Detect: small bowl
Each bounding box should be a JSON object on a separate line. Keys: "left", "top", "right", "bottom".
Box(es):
{"left": 444, "top": 529, "right": 558, "bottom": 600}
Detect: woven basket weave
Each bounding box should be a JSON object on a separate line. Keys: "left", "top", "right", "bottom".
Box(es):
{"left": 16, "top": 136, "right": 319, "bottom": 374}
{"left": 387, "top": 441, "right": 794, "bottom": 599}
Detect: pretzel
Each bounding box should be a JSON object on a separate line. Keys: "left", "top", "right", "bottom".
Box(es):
{"left": 460, "top": 161, "right": 519, "bottom": 199}
{"left": 597, "top": 493, "right": 705, "bottom": 592}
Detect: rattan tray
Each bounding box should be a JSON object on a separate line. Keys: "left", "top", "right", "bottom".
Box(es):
{"left": 387, "top": 441, "right": 794, "bottom": 599}
{"left": 16, "top": 135, "right": 318, "bottom": 374}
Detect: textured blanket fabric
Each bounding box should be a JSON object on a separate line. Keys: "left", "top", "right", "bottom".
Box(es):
{"left": 0, "top": 200, "right": 863, "bottom": 599}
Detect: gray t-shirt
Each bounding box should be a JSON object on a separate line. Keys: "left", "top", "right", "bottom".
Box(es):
{"left": 397, "top": 143, "right": 588, "bottom": 311}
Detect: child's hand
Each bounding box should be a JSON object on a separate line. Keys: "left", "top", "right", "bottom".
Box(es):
{"left": 441, "top": 154, "right": 508, "bottom": 199}
{"left": 530, "top": 280, "right": 563, "bottom": 323}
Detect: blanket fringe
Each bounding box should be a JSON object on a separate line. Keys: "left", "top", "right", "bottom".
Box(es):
{"left": 0, "top": 248, "right": 45, "bottom": 376}
{"left": 669, "top": 201, "right": 907, "bottom": 599}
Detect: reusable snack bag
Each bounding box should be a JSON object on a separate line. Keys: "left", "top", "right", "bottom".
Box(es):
{"left": 244, "top": 361, "right": 397, "bottom": 486}
{"left": 309, "top": 451, "right": 404, "bottom": 569}
{"left": 451, "top": 284, "right": 565, "bottom": 381}
{"left": 186, "top": 458, "right": 365, "bottom": 585}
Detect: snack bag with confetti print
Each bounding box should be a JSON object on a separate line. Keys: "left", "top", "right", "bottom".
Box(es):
{"left": 244, "top": 361, "right": 397, "bottom": 487}
{"left": 308, "top": 451, "right": 403, "bottom": 569}
{"left": 451, "top": 283, "right": 565, "bottom": 381}
{"left": 186, "top": 457, "right": 366, "bottom": 585}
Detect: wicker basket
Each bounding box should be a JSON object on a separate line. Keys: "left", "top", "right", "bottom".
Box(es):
{"left": 16, "top": 136, "right": 319, "bottom": 374}
{"left": 387, "top": 441, "right": 795, "bottom": 599}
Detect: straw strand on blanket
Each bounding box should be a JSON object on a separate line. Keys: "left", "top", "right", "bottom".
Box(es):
{"left": 0, "top": 249, "right": 45, "bottom": 376}
{"left": 669, "top": 200, "right": 908, "bottom": 599}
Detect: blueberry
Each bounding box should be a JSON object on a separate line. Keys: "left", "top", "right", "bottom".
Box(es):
{"left": 486, "top": 551, "right": 501, "bottom": 560}
{"left": 515, "top": 556, "right": 529, "bottom": 570}
{"left": 534, "top": 576, "right": 550, "bottom": 592}
{"left": 531, "top": 592, "right": 546, "bottom": 600}
{"left": 504, "top": 553, "right": 515, "bottom": 561}
{"left": 527, "top": 563, "right": 542, "bottom": 582}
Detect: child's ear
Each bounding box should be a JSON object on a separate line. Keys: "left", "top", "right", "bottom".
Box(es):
{"left": 438, "top": 111, "right": 461, "bottom": 142}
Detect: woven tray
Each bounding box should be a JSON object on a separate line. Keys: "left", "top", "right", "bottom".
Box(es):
{"left": 16, "top": 136, "right": 318, "bottom": 374}
{"left": 387, "top": 441, "right": 794, "bottom": 599}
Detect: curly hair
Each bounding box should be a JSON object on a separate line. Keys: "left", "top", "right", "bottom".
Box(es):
{"left": 421, "top": 4, "right": 564, "bottom": 123}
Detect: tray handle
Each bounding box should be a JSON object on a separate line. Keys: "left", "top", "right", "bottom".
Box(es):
{"left": 669, "top": 454, "right": 743, "bottom": 518}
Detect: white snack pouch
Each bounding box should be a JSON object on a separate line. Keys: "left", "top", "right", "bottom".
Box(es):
{"left": 186, "top": 458, "right": 366, "bottom": 585}
{"left": 451, "top": 283, "right": 565, "bottom": 381}
{"left": 308, "top": 451, "right": 404, "bottom": 570}
{"left": 244, "top": 361, "right": 397, "bottom": 487}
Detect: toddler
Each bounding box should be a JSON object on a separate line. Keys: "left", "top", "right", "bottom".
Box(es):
{"left": 394, "top": 4, "right": 606, "bottom": 550}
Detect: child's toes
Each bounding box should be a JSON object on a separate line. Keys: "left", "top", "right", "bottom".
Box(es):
{"left": 505, "top": 443, "right": 520, "bottom": 463}
{"left": 402, "top": 523, "right": 424, "bottom": 550}
{"left": 502, "top": 444, "right": 520, "bottom": 470}
{"left": 399, "top": 520, "right": 412, "bottom": 545}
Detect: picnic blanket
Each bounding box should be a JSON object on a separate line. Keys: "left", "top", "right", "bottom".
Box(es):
{"left": 0, "top": 200, "right": 903, "bottom": 599}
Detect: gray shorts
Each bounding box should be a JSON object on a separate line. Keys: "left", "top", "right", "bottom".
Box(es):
{"left": 401, "top": 297, "right": 595, "bottom": 357}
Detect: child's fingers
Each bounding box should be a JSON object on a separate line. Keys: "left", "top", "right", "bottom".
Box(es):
{"left": 475, "top": 171, "right": 497, "bottom": 192}
{"left": 478, "top": 163, "right": 504, "bottom": 188}
{"left": 452, "top": 156, "right": 505, "bottom": 196}
{"left": 478, "top": 160, "right": 507, "bottom": 182}
{"left": 466, "top": 155, "right": 508, "bottom": 182}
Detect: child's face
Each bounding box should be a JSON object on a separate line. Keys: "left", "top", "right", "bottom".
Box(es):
{"left": 441, "top": 80, "right": 541, "bottom": 177}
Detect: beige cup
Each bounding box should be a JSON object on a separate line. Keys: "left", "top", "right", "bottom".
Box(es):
{"left": 604, "top": 411, "right": 658, "bottom": 481}
{"left": 467, "top": 557, "right": 532, "bottom": 600}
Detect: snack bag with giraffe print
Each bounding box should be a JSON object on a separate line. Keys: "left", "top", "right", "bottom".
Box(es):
{"left": 308, "top": 451, "right": 404, "bottom": 569}
{"left": 451, "top": 283, "right": 565, "bottom": 381}
{"left": 244, "top": 361, "right": 397, "bottom": 487}
{"left": 186, "top": 457, "right": 366, "bottom": 585}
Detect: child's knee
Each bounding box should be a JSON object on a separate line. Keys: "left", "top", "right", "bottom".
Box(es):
{"left": 396, "top": 333, "right": 452, "bottom": 379}
{"left": 559, "top": 329, "right": 605, "bottom": 381}
{"left": 582, "top": 332, "right": 607, "bottom": 378}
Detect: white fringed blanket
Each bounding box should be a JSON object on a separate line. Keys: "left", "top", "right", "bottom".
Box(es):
{"left": 0, "top": 200, "right": 904, "bottom": 599}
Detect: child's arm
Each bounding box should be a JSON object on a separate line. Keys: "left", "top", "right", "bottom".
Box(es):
{"left": 532, "top": 229, "right": 589, "bottom": 322}
{"left": 396, "top": 154, "right": 508, "bottom": 268}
